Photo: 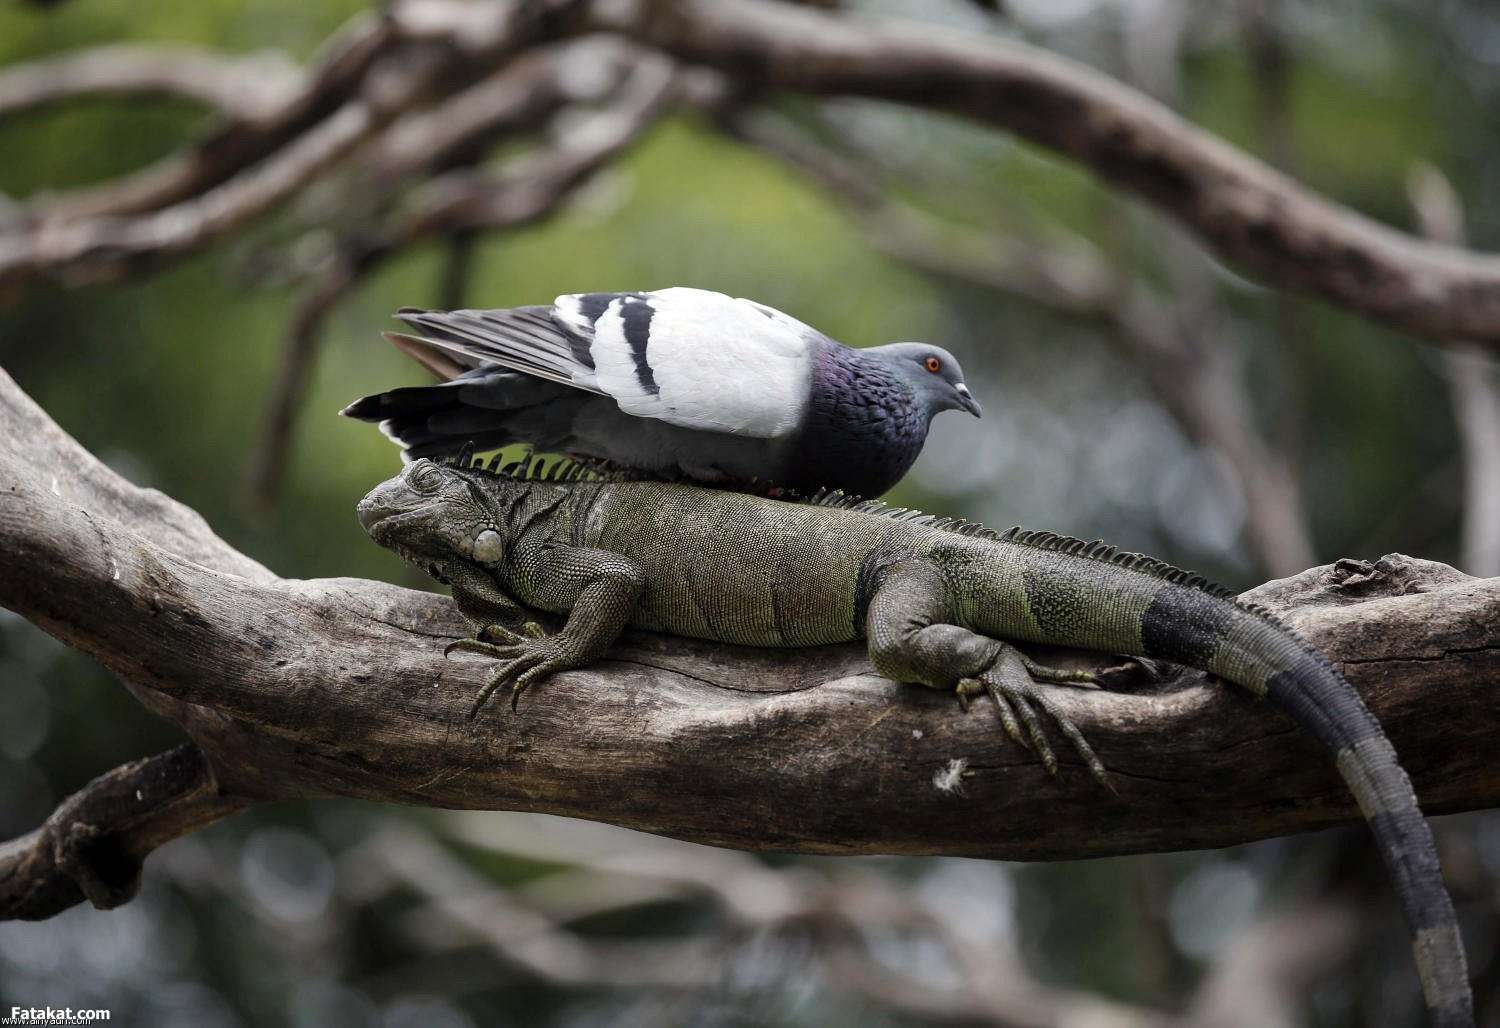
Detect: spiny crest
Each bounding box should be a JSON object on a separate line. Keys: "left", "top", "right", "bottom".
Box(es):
{"left": 438, "top": 445, "right": 640, "bottom": 484}
{"left": 797, "top": 484, "right": 1248, "bottom": 604}
{"left": 799, "top": 486, "right": 1004, "bottom": 539}
{"left": 997, "top": 527, "right": 1239, "bottom": 600}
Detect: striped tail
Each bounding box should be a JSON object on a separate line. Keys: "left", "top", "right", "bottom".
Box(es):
{"left": 1037, "top": 542, "right": 1476, "bottom": 1024}
{"left": 850, "top": 514, "right": 1471, "bottom": 1019}
{"left": 1131, "top": 579, "right": 1477, "bottom": 1026}
{"left": 835, "top": 516, "right": 1467, "bottom": 1018}
{"left": 1257, "top": 644, "right": 1471, "bottom": 1026}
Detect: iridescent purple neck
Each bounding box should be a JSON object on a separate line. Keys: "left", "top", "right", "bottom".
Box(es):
{"left": 788, "top": 346, "right": 928, "bottom": 497}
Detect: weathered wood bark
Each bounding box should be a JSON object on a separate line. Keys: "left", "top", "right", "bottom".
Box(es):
{"left": 0, "top": 366, "right": 1496, "bottom": 922}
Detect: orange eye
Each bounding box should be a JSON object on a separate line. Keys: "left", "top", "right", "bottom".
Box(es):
{"left": 924, "top": 356, "right": 942, "bottom": 373}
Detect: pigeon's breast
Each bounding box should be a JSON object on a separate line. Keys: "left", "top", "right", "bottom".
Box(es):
{"left": 789, "top": 349, "right": 927, "bottom": 497}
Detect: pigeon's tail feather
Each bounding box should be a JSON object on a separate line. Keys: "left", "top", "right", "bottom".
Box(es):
{"left": 395, "top": 307, "right": 606, "bottom": 396}
{"left": 340, "top": 383, "right": 452, "bottom": 423}
{"left": 342, "top": 362, "right": 588, "bottom": 457}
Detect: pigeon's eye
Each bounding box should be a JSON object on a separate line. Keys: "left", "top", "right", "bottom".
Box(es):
{"left": 924, "top": 356, "right": 942, "bottom": 374}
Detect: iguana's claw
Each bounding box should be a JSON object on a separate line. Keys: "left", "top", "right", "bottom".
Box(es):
{"left": 442, "top": 631, "right": 570, "bottom": 717}
{"left": 461, "top": 638, "right": 572, "bottom": 717}
{"left": 963, "top": 648, "right": 1114, "bottom": 793}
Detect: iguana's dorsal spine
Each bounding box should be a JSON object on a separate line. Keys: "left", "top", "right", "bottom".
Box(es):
{"left": 449, "top": 449, "right": 1248, "bottom": 601}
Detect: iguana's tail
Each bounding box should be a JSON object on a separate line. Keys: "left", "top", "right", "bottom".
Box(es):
{"left": 1135, "top": 580, "right": 1472, "bottom": 1026}
{"left": 976, "top": 528, "right": 1473, "bottom": 1025}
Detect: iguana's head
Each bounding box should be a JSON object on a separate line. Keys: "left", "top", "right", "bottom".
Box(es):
{"left": 357, "top": 458, "right": 510, "bottom": 568}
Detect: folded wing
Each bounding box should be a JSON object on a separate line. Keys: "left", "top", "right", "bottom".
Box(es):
{"left": 396, "top": 287, "right": 818, "bottom": 440}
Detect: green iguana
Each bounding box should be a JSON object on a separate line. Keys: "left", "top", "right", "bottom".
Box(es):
{"left": 357, "top": 454, "right": 1472, "bottom": 1026}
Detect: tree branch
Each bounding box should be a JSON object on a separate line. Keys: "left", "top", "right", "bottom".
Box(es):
{"left": 0, "top": 745, "right": 246, "bottom": 920}
{"left": 0, "top": 367, "right": 1495, "bottom": 922}
{"left": 0, "top": 2, "right": 565, "bottom": 284}
{"left": 22, "top": 12, "right": 395, "bottom": 224}
{"left": 0, "top": 44, "right": 304, "bottom": 122}
{"left": 589, "top": 0, "right": 1500, "bottom": 349}
{"left": 1409, "top": 165, "right": 1500, "bottom": 578}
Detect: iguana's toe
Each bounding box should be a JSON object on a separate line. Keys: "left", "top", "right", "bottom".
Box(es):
{"left": 1016, "top": 652, "right": 1109, "bottom": 688}
{"left": 458, "top": 638, "right": 574, "bottom": 718}
{"left": 960, "top": 677, "right": 1027, "bottom": 750}
{"left": 476, "top": 621, "right": 547, "bottom": 645}
{"left": 445, "top": 637, "right": 524, "bottom": 660}
{"left": 974, "top": 647, "right": 1113, "bottom": 792}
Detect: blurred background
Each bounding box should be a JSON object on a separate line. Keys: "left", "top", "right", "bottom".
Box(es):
{"left": 1, "top": 0, "right": 1498, "bottom": 1024}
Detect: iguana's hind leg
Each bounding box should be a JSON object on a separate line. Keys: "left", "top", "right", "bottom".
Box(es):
{"left": 955, "top": 650, "right": 1111, "bottom": 790}
{"left": 865, "top": 560, "right": 1110, "bottom": 789}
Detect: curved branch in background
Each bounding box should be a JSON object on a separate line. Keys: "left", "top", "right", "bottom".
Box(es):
{"left": 19, "top": 13, "right": 395, "bottom": 224}
{"left": 0, "top": 367, "right": 1496, "bottom": 924}
{"left": 590, "top": 0, "right": 1500, "bottom": 350}
{"left": 244, "top": 50, "right": 678, "bottom": 509}
{"left": 0, "top": 41, "right": 442, "bottom": 286}
{"left": 0, "top": 745, "right": 246, "bottom": 920}
{"left": 723, "top": 110, "right": 1314, "bottom": 576}
{"left": 0, "top": 2, "right": 574, "bottom": 282}
{"left": 0, "top": 44, "right": 304, "bottom": 123}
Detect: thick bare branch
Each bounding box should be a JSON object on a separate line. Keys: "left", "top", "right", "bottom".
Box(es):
{"left": 0, "top": 745, "right": 246, "bottom": 920}
{"left": 589, "top": 0, "right": 1500, "bottom": 349}
{"left": 0, "top": 45, "right": 303, "bottom": 122}
{"left": 0, "top": 367, "right": 1496, "bottom": 923}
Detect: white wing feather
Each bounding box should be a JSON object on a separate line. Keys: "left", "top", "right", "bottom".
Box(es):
{"left": 569, "top": 287, "right": 816, "bottom": 439}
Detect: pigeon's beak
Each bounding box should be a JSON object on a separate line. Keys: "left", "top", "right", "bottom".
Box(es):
{"left": 955, "top": 383, "right": 982, "bottom": 418}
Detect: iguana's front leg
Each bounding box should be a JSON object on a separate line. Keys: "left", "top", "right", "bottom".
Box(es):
{"left": 447, "top": 545, "right": 645, "bottom": 716}
{"left": 865, "top": 560, "right": 1109, "bottom": 788}
{"left": 441, "top": 559, "right": 543, "bottom": 643}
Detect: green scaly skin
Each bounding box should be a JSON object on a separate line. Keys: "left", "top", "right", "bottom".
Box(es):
{"left": 358, "top": 457, "right": 1472, "bottom": 1026}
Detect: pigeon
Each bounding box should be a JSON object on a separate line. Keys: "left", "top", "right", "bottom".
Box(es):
{"left": 340, "top": 287, "right": 981, "bottom": 497}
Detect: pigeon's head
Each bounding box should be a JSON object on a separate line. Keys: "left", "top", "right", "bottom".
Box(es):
{"left": 877, "top": 343, "right": 982, "bottom": 420}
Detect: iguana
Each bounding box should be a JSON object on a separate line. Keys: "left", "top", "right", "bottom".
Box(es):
{"left": 357, "top": 454, "right": 1472, "bottom": 1026}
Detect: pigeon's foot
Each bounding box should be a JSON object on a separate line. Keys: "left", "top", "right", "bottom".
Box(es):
{"left": 956, "top": 645, "right": 1112, "bottom": 792}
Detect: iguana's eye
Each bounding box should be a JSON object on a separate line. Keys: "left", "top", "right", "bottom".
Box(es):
{"left": 924, "top": 356, "right": 942, "bottom": 373}
{"left": 408, "top": 461, "right": 443, "bottom": 494}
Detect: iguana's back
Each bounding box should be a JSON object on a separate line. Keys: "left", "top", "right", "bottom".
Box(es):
{"left": 578, "top": 480, "right": 941, "bottom": 646}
